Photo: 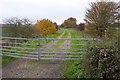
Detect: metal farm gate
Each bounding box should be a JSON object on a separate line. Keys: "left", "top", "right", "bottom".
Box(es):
{"left": 0, "top": 37, "right": 96, "bottom": 60}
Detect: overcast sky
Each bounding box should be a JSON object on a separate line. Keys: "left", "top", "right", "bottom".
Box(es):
{"left": 0, "top": 0, "right": 119, "bottom": 24}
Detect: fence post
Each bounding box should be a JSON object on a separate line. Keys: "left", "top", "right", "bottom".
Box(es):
{"left": 38, "top": 38, "right": 41, "bottom": 60}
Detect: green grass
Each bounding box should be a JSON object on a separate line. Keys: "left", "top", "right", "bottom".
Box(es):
{"left": 67, "top": 29, "right": 87, "bottom": 57}
{"left": 46, "top": 29, "right": 69, "bottom": 52}
{"left": 62, "top": 60, "right": 85, "bottom": 78}
{"left": 2, "top": 56, "right": 18, "bottom": 65}
{"left": 46, "top": 28, "right": 64, "bottom": 38}
{"left": 62, "top": 28, "right": 87, "bottom": 78}
{"left": 63, "top": 28, "right": 120, "bottom": 78}
{"left": 2, "top": 28, "right": 64, "bottom": 65}
{"left": 54, "top": 29, "right": 68, "bottom": 46}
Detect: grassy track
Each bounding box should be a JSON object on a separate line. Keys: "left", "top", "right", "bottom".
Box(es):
{"left": 65, "top": 29, "right": 87, "bottom": 57}
{"left": 2, "top": 28, "right": 87, "bottom": 78}
{"left": 51, "top": 29, "right": 69, "bottom": 49}
{"left": 2, "top": 28, "right": 64, "bottom": 64}
{"left": 63, "top": 28, "right": 87, "bottom": 78}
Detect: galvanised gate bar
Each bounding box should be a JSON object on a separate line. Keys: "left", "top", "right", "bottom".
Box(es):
{"left": 0, "top": 37, "right": 96, "bottom": 60}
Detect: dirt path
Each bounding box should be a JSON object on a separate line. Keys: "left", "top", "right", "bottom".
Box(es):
{"left": 2, "top": 32, "right": 71, "bottom": 78}
{"left": 41, "top": 31, "right": 65, "bottom": 49}
{"left": 59, "top": 33, "right": 71, "bottom": 52}
{"left": 54, "top": 33, "right": 71, "bottom": 58}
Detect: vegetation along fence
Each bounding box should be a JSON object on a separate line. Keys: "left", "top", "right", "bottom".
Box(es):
{"left": 0, "top": 37, "right": 97, "bottom": 60}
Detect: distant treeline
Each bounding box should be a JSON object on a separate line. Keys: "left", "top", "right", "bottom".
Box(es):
{"left": 60, "top": 17, "right": 85, "bottom": 31}
{"left": 2, "top": 17, "right": 35, "bottom": 38}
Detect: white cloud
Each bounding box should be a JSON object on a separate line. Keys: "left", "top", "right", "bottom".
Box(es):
{"left": 0, "top": 0, "right": 118, "bottom": 24}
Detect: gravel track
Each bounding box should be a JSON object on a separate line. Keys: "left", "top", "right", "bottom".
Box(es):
{"left": 2, "top": 32, "right": 71, "bottom": 78}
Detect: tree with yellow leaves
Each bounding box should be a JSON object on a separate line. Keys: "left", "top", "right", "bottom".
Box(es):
{"left": 35, "top": 19, "right": 57, "bottom": 36}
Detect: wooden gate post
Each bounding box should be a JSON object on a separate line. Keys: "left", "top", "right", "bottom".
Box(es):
{"left": 38, "top": 38, "right": 41, "bottom": 60}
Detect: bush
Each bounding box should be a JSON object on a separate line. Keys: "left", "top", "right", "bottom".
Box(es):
{"left": 35, "top": 19, "right": 57, "bottom": 36}
{"left": 82, "top": 39, "right": 120, "bottom": 79}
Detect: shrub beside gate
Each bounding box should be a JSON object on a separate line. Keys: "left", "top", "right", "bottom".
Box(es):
{"left": 82, "top": 39, "right": 120, "bottom": 79}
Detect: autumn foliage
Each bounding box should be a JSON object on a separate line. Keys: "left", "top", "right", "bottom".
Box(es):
{"left": 84, "top": 2, "right": 118, "bottom": 38}
{"left": 61, "top": 17, "right": 77, "bottom": 28}
{"left": 35, "top": 19, "right": 57, "bottom": 36}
